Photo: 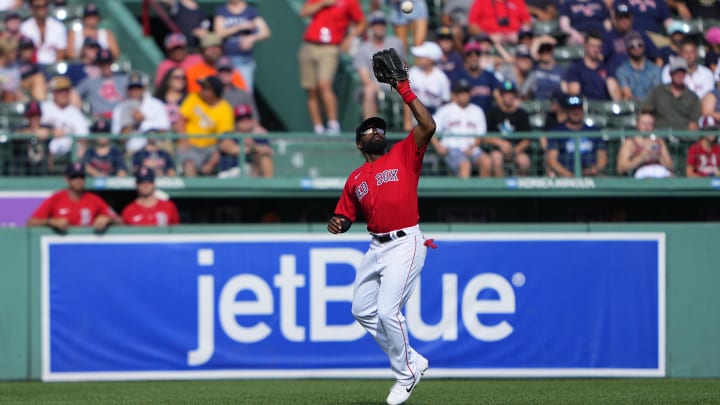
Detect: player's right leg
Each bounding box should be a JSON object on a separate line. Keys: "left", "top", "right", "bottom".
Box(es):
{"left": 351, "top": 247, "right": 390, "bottom": 354}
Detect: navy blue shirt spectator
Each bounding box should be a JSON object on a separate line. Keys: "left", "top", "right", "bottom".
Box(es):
{"left": 622, "top": 0, "right": 671, "bottom": 34}
{"left": 560, "top": 0, "right": 609, "bottom": 44}
{"left": 454, "top": 69, "right": 499, "bottom": 114}
{"left": 564, "top": 32, "right": 618, "bottom": 101}
{"left": 547, "top": 125, "right": 607, "bottom": 173}
{"left": 166, "top": 0, "right": 210, "bottom": 50}
{"left": 564, "top": 60, "right": 614, "bottom": 100}
{"left": 132, "top": 146, "right": 176, "bottom": 176}
{"left": 546, "top": 95, "right": 608, "bottom": 176}
{"left": 602, "top": 30, "right": 659, "bottom": 75}
{"left": 82, "top": 141, "right": 127, "bottom": 177}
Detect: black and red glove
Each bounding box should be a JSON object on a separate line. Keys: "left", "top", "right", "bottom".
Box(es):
{"left": 372, "top": 48, "right": 416, "bottom": 104}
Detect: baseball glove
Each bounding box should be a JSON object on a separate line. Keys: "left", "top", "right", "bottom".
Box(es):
{"left": 372, "top": 48, "right": 408, "bottom": 88}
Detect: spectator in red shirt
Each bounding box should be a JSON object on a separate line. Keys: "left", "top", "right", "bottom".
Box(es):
{"left": 468, "top": 0, "right": 532, "bottom": 45}
{"left": 298, "top": 0, "right": 366, "bottom": 135}
{"left": 122, "top": 168, "right": 180, "bottom": 226}
{"left": 27, "top": 162, "right": 119, "bottom": 234}
{"left": 154, "top": 33, "right": 204, "bottom": 87}
{"left": 686, "top": 115, "right": 720, "bottom": 177}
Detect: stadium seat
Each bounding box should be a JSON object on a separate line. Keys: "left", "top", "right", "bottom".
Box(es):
{"left": 529, "top": 113, "right": 547, "bottom": 130}
{"left": 0, "top": 102, "right": 26, "bottom": 129}
{"left": 586, "top": 100, "right": 638, "bottom": 116}
{"left": 608, "top": 114, "right": 637, "bottom": 129}
{"left": 521, "top": 100, "right": 551, "bottom": 115}
{"left": 553, "top": 45, "right": 584, "bottom": 63}
{"left": 51, "top": 4, "right": 84, "bottom": 22}
{"left": 533, "top": 21, "right": 561, "bottom": 37}
{"left": 584, "top": 114, "right": 608, "bottom": 128}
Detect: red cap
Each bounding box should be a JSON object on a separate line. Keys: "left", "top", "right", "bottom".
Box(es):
{"left": 234, "top": 104, "right": 252, "bottom": 119}
{"left": 24, "top": 101, "right": 42, "bottom": 117}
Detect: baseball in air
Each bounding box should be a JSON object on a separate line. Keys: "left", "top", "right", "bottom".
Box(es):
{"left": 401, "top": 0, "right": 414, "bottom": 13}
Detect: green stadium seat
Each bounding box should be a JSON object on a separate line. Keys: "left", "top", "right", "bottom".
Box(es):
{"left": 272, "top": 137, "right": 364, "bottom": 178}
{"left": 553, "top": 45, "right": 584, "bottom": 62}
{"left": 521, "top": 100, "right": 551, "bottom": 115}
{"left": 584, "top": 114, "right": 608, "bottom": 128}
{"left": 586, "top": 100, "right": 638, "bottom": 116}
{"left": 533, "top": 21, "right": 561, "bottom": 37}
{"left": 608, "top": 114, "right": 637, "bottom": 129}
{"left": 529, "top": 113, "right": 546, "bottom": 130}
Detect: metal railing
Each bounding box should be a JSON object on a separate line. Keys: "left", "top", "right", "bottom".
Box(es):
{"left": 0, "top": 129, "right": 713, "bottom": 179}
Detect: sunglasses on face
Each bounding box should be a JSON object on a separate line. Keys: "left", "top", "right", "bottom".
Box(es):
{"left": 361, "top": 127, "right": 385, "bottom": 136}
{"left": 627, "top": 41, "right": 644, "bottom": 49}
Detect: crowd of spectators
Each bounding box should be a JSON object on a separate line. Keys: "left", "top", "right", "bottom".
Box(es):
{"left": 345, "top": 0, "right": 720, "bottom": 178}
{"left": 0, "top": 0, "right": 272, "bottom": 180}
{"left": 0, "top": 0, "right": 719, "bottom": 181}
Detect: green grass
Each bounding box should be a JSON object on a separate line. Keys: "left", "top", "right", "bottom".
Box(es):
{"left": 0, "top": 379, "right": 719, "bottom": 404}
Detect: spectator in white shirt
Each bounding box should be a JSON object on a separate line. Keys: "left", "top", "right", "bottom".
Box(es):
{"left": 661, "top": 40, "right": 715, "bottom": 99}
{"left": 111, "top": 72, "right": 171, "bottom": 154}
{"left": 41, "top": 75, "right": 89, "bottom": 159}
{"left": 404, "top": 41, "right": 450, "bottom": 131}
{"left": 431, "top": 79, "right": 490, "bottom": 177}
{"left": 20, "top": 0, "right": 68, "bottom": 64}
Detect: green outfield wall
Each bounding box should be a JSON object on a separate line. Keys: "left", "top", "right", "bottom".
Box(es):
{"left": 1, "top": 224, "right": 718, "bottom": 380}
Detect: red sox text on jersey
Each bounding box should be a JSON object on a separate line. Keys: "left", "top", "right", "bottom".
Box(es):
{"left": 335, "top": 133, "right": 427, "bottom": 233}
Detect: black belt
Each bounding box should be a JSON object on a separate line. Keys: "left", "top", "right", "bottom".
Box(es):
{"left": 373, "top": 230, "right": 407, "bottom": 243}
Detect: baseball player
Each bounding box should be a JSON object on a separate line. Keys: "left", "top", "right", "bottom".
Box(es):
{"left": 327, "top": 48, "right": 435, "bottom": 405}
{"left": 121, "top": 168, "right": 180, "bottom": 226}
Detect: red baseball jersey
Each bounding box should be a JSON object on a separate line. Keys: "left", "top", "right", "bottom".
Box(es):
{"left": 30, "top": 190, "right": 117, "bottom": 226}
{"left": 468, "top": 0, "right": 531, "bottom": 35}
{"left": 122, "top": 199, "right": 180, "bottom": 226}
{"left": 687, "top": 142, "right": 720, "bottom": 176}
{"left": 334, "top": 132, "right": 427, "bottom": 234}
{"left": 303, "top": 0, "right": 364, "bottom": 45}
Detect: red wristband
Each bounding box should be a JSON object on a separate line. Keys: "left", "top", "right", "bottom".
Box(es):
{"left": 396, "top": 80, "right": 417, "bottom": 104}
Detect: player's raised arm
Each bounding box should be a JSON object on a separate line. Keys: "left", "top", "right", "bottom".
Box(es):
{"left": 372, "top": 48, "right": 436, "bottom": 149}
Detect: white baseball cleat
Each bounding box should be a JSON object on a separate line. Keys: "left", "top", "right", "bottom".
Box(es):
{"left": 386, "top": 357, "right": 429, "bottom": 405}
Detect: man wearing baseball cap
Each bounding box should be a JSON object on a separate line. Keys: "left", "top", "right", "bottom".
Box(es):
{"left": 686, "top": 115, "right": 720, "bottom": 177}
{"left": 214, "top": 103, "right": 273, "bottom": 178}
{"left": 601, "top": 2, "right": 661, "bottom": 75}
{"left": 110, "top": 71, "right": 170, "bottom": 153}
{"left": 643, "top": 56, "right": 700, "bottom": 130}
{"left": 66, "top": 2, "right": 119, "bottom": 60}
{"left": 546, "top": 95, "right": 608, "bottom": 177}
{"left": 41, "top": 75, "right": 90, "bottom": 161}
{"left": 74, "top": 48, "right": 129, "bottom": 117}
{"left": 177, "top": 75, "right": 234, "bottom": 176}
{"left": 121, "top": 168, "right": 180, "bottom": 226}
{"left": 185, "top": 33, "right": 247, "bottom": 94}
{"left": 484, "top": 80, "right": 533, "bottom": 176}
{"left": 154, "top": 33, "right": 204, "bottom": 87}
{"left": 27, "top": 162, "right": 120, "bottom": 234}
{"left": 431, "top": 78, "right": 490, "bottom": 178}
{"left": 406, "top": 41, "right": 450, "bottom": 128}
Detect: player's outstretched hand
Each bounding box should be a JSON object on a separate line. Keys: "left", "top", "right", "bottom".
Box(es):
{"left": 372, "top": 48, "right": 408, "bottom": 89}
{"left": 327, "top": 216, "right": 346, "bottom": 234}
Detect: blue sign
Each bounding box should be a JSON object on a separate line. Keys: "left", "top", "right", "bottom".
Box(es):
{"left": 41, "top": 233, "right": 665, "bottom": 381}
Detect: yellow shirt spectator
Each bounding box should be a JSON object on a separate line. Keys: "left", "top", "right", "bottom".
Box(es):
{"left": 179, "top": 92, "right": 234, "bottom": 148}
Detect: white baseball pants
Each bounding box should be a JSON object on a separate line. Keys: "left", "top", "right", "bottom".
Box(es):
{"left": 351, "top": 224, "right": 427, "bottom": 385}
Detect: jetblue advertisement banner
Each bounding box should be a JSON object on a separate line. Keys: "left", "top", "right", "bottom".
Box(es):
{"left": 41, "top": 233, "right": 665, "bottom": 381}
